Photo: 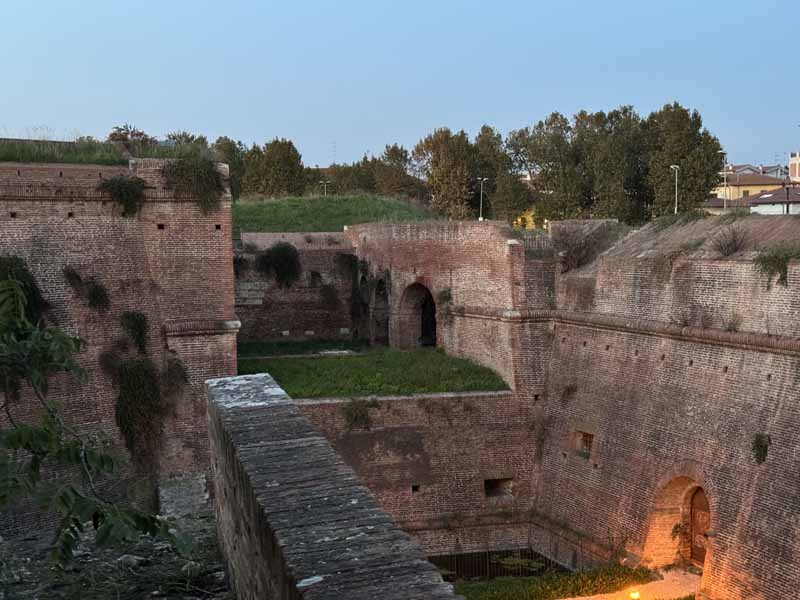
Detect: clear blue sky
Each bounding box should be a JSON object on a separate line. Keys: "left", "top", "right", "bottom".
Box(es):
{"left": 1, "top": 1, "right": 797, "bottom": 167}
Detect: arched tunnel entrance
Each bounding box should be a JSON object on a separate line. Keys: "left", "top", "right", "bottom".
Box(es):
{"left": 397, "top": 283, "right": 437, "bottom": 349}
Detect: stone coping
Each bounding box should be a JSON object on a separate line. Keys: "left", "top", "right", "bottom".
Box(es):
{"left": 206, "top": 373, "right": 460, "bottom": 599}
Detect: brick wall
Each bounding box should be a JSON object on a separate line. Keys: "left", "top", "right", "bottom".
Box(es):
{"left": 207, "top": 374, "right": 459, "bottom": 599}
{"left": 235, "top": 232, "right": 356, "bottom": 341}
{"left": 298, "top": 391, "right": 535, "bottom": 557}
{"left": 0, "top": 160, "right": 238, "bottom": 534}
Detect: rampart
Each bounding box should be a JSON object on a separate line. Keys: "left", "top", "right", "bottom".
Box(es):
{"left": 229, "top": 216, "right": 800, "bottom": 600}
{"left": 206, "top": 374, "right": 459, "bottom": 599}
{"left": 0, "top": 159, "right": 239, "bottom": 533}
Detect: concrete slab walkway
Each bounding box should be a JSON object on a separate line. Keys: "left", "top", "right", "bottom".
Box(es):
{"left": 558, "top": 569, "right": 700, "bottom": 600}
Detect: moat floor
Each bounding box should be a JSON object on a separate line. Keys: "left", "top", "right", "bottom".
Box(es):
{"left": 558, "top": 569, "right": 700, "bottom": 600}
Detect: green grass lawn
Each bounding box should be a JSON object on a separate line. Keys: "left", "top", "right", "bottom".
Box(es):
{"left": 0, "top": 138, "right": 127, "bottom": 165}
{"left": 455, "top": 565, "right": 654, "bottom": 600}
{"left": 237, "top": 338, "right": 369, "bottom": 357}
{"left": 233, "top": 193, "right": 431, "bottom": 237}
{"left": 237, "top": 347, "right": 508, "bottom": 398}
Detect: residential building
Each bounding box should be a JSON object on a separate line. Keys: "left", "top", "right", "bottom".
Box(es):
{"left": 711, "top": 171, "right": 784, "bottom": 201}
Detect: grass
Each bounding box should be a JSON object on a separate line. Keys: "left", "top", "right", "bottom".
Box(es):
{"left": 455, "top": 565, "right": 655, "bottom": 600}
{"left": 237, "top": 338, "right": 369, "bottom": 357}
{"left": 237, "top": 347, "right": 509, "bottom": 398}
{"left": 653, "top": 209, "right": 709, "bottom": 231}
{"left": 0, "top": 138, "right": 127, "bottom": 165}
{"left": 233, "top": 193, "right": 431, "bottom": 238}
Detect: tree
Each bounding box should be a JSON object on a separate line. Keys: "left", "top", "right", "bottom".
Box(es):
{"left": 491, "top": 173, "right": 532, "bottom": 223}
{"left": 474, "top": 125, "right": 512, "bottom": 195}
{"left": 212, "top": 136, "right": 246, "bottom": 201}
{"left": 242, "top": 138, "right": 305, "bottom": 197}
{"left": 106, "top": 124, "right": 156, "bottom": 153}
{"left": 413, "top": 128, "right": 477, "bottom": 219}
{"left": 372, "top": 144, "right": 428, "bottom": 199}
{"left": 645, "top": 102, "right": 723, "bottom": 216}
{"left": 0, "top": 263, "right": 190, "bottom": 567}
{"left": 573, "top": 107, "right": 651, "bottom": 223}
{"left": 166, "top": 130, "right": 209, "bottom": 148}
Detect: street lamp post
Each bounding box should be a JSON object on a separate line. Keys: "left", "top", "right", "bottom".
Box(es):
{"left": 719, "top": 150, "right": 728, "bottom": 210}
{"left": 478, "top": 177, "right": 488, "bottom": 221}
{"left": 670, "top": 165, "right": 680, "bottom": 214}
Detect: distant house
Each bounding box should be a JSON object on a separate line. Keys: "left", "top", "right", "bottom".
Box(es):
{"left": 790, "top": 153, "right": 800, "bottom": 182}
{"left": 748, "top": 186, "right": 800, "bottom": 215}
{"left": 729, "top": 163, "right": 788, "bottom": 179}
{"left": 711, "top": 171, "right": 785, "bottom": 201}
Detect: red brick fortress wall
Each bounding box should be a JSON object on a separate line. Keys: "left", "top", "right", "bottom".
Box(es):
{"left": 0, "top": 160, "right": 239, "bottom": 532}
{"left": 235, "top": 232, "right": 357, "bottom": 341}
{"left": 298, "top": 391, "right": 535, "bottom": 557}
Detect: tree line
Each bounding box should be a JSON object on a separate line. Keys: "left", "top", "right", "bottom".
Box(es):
{"left": 104, "top": 101, "right": 724, "bottom": 225}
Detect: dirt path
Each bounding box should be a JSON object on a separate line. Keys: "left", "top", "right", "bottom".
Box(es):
{"left": 558, "top": 569, "right": 700, "bottom": 600}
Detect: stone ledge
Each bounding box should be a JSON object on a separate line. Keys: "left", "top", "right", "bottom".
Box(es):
{"left": 206, "top": 373, "right": 460, "bottom": 599}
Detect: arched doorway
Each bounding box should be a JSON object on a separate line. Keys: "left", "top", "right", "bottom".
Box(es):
{"left": 690, "top": 487, "right": 710, "bottom": 565}
{"left": 642, "top": 476, "right": 712, "bottom": 570}
{"left": 396, "top": 283, "right": 437, "bottom": 349}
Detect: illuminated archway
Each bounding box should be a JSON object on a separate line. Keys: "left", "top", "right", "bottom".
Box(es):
{"left": 642, "top": 475, "right": 712, "bottom": 569}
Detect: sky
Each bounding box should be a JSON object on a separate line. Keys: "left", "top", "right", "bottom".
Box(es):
{"left": 1, "top": 0, "right": 797, "bottom": 167}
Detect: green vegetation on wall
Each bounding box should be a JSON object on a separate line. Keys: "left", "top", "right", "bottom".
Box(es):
{"left": 255, "top": 242, "right": 302, "bottom": 288}
{"left": 120, "top": 311, "right": 148, "bottom": 354}
{"left": 161, "top": 155, "right": 225, "bottom": 214}
{"left": 62, "top": 266, "right": 111, "bottom": 313}
{"left": 342, "top": 398, "right": 379, "bottom": 430}
{"left": 97, "top": 175, "right": 147, "bottom": 217}
{"left": 754, "top": 243, "right": 800, "bottom": 289}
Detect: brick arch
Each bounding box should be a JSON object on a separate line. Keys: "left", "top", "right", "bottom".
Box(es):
{"left": 641, "top": 466, "right": 715, "bottom": 581}
{"left": 394, "top": 282, "right": 437, "bottom": 349}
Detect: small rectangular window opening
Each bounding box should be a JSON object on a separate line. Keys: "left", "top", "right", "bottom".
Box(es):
{"left": 484, "top": 478, "right": 513, "bottom": 499}
{"left": 411, "top": 484, "right": 420, "bottom": 493}
{"left": 572, "top": 431, "right": 594, "bottom": 460}
{"left": 157, "top": 223, "right": 165, "bottom": 230}
{"left": 215, "top": 224, "right": 221, "bottom": 230}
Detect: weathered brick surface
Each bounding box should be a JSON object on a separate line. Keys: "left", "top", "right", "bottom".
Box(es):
{"left": 0, "top": 160, "right": 238, "bottom": 534}
{"left": 298, "top": 391, "right": 534, "bottom": 557}
{"left": 207, "top": 374, "right": 459, "bottom": 599}
{"left": 236, "top": 232, "right": 356, "bottom": 341}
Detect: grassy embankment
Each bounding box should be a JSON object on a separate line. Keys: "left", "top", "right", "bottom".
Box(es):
{"left": 238, "top": 347, "right": 508, "bottom": 398}
{"left": 233, "top": 193, "right": 431, "bottom": 238}
{"left": 0, "top": 138, "right": 127, "bottom": 165}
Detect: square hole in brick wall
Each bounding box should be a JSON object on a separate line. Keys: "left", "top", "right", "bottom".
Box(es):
{"left": 572, "top": 431, "right": 593, "bottom": 460}
{"left": 484, "top": 478, "right": 513, "bottom": 499}
{"left": 411, "top": 484, "right": 420, "bottom": 493}
{"left": 215, "top": 224, "right": 221, "bottom": 230}
{"left": 157, "top": 223, "right": 165, "bottom": 230}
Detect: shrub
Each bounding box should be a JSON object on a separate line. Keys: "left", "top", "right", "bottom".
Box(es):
{"left": 255, "top": 242, "right": 302, "bottom": 288}
{"left": 233, "top": 254, "right": 250, "bottom": 277}
{"left": 85, "top": 280, "right": 111, "bottom": 313}
{"left": 62, "top": 266, "right": 84, "bottom": 292}
{"left": 115, "top": 357, "right": 166, "bottom": 472}
{"left": 722, "top": 311, "right": 742, "bottom": 332}
{"left": 162, "top": 155, "right": 225, "bottom": 214}
{"left": 754, "top": 243, "right": 800, "bottom": 288}
{"left": 342, "top": 398, "right": 379, "bottom": 430}
{"left": 0, "top": 256, "right": 48, "bottom": 324}
{"left": 97, "top": 175, "right": 147, "bottom": 217}
{"left": 752, "top": 433, "right": 771, "bottom": 465}
{"left": 120, "top": 311, "right": 148, "bottom": 353}
{"left": 161, "top": 356, "right": 188, "bottom": 400}
{"left": 0, "top": 138, "right": 126, "bottom": 165}
{"left": 711, "top": 225, "right": 750, "bottom": 257}
{"left": 551, "top": 229, "right": 595, "bottom": 272}
{"left": 719, "top": 207, "right": 751, "bottom": 224}
{"left": 319, "top": 284, "right": 339, "bottom": 309}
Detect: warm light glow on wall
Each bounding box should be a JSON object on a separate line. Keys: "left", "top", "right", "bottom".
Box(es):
{"left": 629, "top": 592, "right": 641, "bottom": 600}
